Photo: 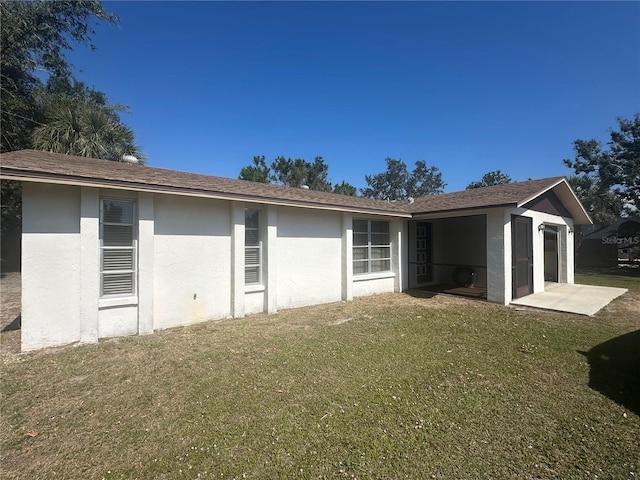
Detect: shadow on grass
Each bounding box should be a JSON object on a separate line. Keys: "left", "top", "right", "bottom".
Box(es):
{"left": 406, "top": 286, "right": 487, "bottom": 300}
{"left": 2, "top": 314, "right": 21, "bottom": 332}
{"left": 406, "top": 289, "right": 438, "bottom": 299}
{"left": 579, "top": 329, "right": 640, "bottom": 415}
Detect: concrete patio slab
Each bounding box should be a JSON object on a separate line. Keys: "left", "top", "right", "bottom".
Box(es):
{"left": 511, "top": 283, "right": 628, "bottom": 316}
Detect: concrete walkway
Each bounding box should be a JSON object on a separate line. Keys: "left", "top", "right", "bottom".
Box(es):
{"left": 511, "top": 283, "right": 628, "bottom": 316}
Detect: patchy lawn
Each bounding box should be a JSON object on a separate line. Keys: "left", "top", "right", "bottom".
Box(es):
{"left": 1, "top": 274, "right": 639, "bottom": 479}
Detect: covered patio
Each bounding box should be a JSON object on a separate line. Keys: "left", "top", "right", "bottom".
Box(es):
{"left": 404, "top": 177, "right": 593, "bottom": 306}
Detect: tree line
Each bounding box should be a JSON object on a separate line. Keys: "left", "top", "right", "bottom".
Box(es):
{"left": 238, "top": 155, "right": 451, "bottom": 199}
{"left": 238, "top": 154, "right": 513, "bottom": 200}
{"left": 237, "top": 114, "right": 639, "bottom": 224}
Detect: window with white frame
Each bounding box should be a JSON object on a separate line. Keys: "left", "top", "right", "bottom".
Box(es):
{"left": 245, "top": 209, "right": 262, "bottom": 285}
{"left": 100, "top": 198, "right": 136, "bottom": 296}
{"left": 353, "top": 219, "right": 391, "bottom": 274}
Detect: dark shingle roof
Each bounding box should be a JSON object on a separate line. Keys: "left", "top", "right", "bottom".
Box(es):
{"left": 406, "top": 177, "right": 565, "bottom": 213}
{"left": 0, "top": 150, "right": 410, "bottom": 217}
{"left": 0, "top": 150, "right": 591, "bottom": 223}
{"left": 404, "top": 176, "right": 591, "bottom": 224}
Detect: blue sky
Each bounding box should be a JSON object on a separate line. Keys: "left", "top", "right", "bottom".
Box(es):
{"left": 67, "top": 1, "right": 639, "bottom": 193}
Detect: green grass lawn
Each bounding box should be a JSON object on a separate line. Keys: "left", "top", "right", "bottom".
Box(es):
{"left": 2, "top": 272, "right": 639, "bottom": 479}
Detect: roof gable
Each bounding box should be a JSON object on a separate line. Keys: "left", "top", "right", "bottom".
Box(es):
{"left": 522, "top": 189, "right": 571, "bottom": 218}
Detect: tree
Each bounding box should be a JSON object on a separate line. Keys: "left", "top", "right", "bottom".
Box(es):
{"left": 361, "top": 158, "right": 445, "bottom": 200}
{"left": 1, "top": 1, "right": 142, "bottom": 160}
{"left": 239, "top": 155, "right": 343, "bottom": 193}
{"left": 408, "top": 160, "right": 446, "bottom": 197}
{"left": 32, "top": 91, "right": 144, "bottom": 161}
{"left": 566, "top": 175, "right": 622, "bottom": 225}
{"left": 304, "top": 156, "right": 332, "bottom": 192}
{"left": 609, "top": 115, "right": 640, "bottom": 210}
{"left": 0, "top": 181, "right": 22, "bottom": 234}
{"left": 564, "top": 115, "right": 640, "bottom": 220}
{"left": 269, "top": 156, "right": 332, "bottom": 191}
{"left": 333, "top": 181, "right": 357, "bottom": 196}
{"left": 239, "top": 156, "right": 270, "bottom": 183}
{"left": 466, "top": 170, "right": 512, "bottom": 189}
{"left": 361, "top": 158, "right": 408, "bottom": 201}
{"left": 1, "top": 0, "right": 117, "bottom": 152}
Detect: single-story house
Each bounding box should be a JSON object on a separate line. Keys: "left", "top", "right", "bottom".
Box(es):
{"left": 0, "top": 150, "right": 591, "bottom": 351}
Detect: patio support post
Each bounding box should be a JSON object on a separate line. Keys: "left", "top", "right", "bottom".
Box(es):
{"left": 486, "top": 209, "right": 509, "bottom": 305}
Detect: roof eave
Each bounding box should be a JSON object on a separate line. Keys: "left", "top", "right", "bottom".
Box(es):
{"left": 409, "top": 202, "right": 517, "bottom": 217}
{"left": 0, "top": 168, "right": 411, "bottom": 218}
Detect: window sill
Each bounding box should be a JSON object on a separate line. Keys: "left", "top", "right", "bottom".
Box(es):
{"left": 353, "top": 272, "right": 395, "bottom": 282}
{"left": 99, "top": 296, "right": 138, "bottom": 309}
{"left": 245, "top": 284, "right": 265, "bottom": 294}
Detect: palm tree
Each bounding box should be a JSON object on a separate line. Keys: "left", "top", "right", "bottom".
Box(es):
{"left": 32, "top": 97, "right": 145, "bottom": 162}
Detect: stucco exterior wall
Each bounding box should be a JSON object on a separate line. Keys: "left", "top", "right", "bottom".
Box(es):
{"left": 486, "top": 207, "right": 575, "bottom": 305}
{"left": 99, "top": 305, "right": 138, "bottom": 337}
{"left": 276, "top": 207, "right": 343, "bottom": 309}
{"left": 353, "top": 274, "right": 396, "bottom": 297}
{"left": 137, "top": 192, "right": 155, "bottom": 335}
{"left": 153, "top": 194, "right": 232, "bottom": 329}
{"left": 79, "top": 187, "right": 100, "bottom": 343}
{"left": 17, "top": 183, "right": 407, "bottom": 351}
{"left": 21, "top": 183, "right": 82, "bottom": 350}
{"left": 244, "top": 289, "right": 265, "bottom": 315}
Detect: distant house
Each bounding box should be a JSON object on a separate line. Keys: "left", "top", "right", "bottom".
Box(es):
{"left": 577, "top": 217, "right": 640, "bottom": 268}
{"left": 0, "top": 150, "right": 591, "bottom": 351}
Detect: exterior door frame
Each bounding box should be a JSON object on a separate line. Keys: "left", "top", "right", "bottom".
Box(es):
{"left": 407, "top": 220, "right": 432, "bottom": 288}
{"left": 544, "top": 225, "right": 559, "bottom": 282}
{"left": 511, "top": 215, "right": 533, "bottom": 299}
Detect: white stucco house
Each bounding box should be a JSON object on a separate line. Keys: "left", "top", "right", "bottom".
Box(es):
{"left": 0, "top": 150, "right": 591, "bottom": 351}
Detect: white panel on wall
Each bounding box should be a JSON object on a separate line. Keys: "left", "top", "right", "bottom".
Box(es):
{"left": 153, "top": 195, "right": 232, "bottom": 329}
{"left": 21, "top": 183, "right": 82, "bottom": 350}
{"left": 276, "top": 207, "right": 343, "bottom": 309}
{"left": 353, "top": 276, "right": 395, "bottom": 297}
{"left": 99, "top": 305, "right": 138, "bottom": 338}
